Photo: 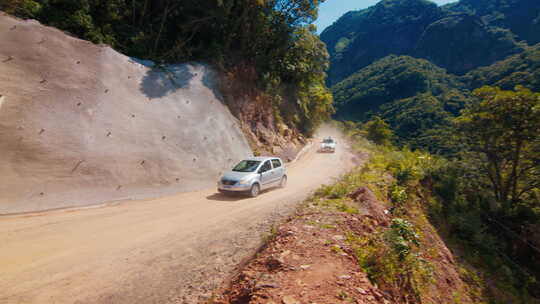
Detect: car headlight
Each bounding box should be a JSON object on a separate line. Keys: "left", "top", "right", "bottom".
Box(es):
{"left": 237, "top": 178, "right": 251, "bottom": 185}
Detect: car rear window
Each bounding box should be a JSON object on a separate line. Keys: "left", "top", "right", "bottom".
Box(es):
{"left": 272, "top": 159, "right": 282, "bottom": 168}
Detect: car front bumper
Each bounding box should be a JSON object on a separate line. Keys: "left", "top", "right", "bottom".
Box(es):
{"left": 218, "top": 183, "right": 251, "bottom": 192}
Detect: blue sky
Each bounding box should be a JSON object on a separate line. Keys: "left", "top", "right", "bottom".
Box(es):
{"left": 314, "top": 0, "right": 458, "bottom": 34}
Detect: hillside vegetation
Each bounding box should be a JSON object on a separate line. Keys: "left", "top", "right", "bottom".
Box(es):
{"left": 444, "top": 0, "right": 540, "bottom": 45}
{"left": 320, "top": 0, "right": 537, "bottom": 85}
{"left": 464, "top": 43, "right": 540, "bottom": 91}
{"left": 339, "top": 121, "right": 540, "bottom": 303}
{"left": 332, "top": 55, "right": 470, "bottom": 153}
{"left": 324, "top": 0, "right": 540, "bottom": 301}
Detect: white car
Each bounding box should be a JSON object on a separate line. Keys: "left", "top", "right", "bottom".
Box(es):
{"left": 218, "top": 157, "right": 287, "bottom": 197}
{"left": 320, "top": 137, "right": 336, "bottom": 153}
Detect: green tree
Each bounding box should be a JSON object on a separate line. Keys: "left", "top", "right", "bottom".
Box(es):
{"left": 455, "top": 85, "right": 540, "bottom": 209}
{"left": 364, "top": 116, "right": 394, "bottom": 146}
{"left": 284, "top": 26, "right": 334, "bottom": 135}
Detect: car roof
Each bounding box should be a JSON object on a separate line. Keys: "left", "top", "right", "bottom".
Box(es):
{"left": 244, "top": 156, "right": 281, "bottom": 162}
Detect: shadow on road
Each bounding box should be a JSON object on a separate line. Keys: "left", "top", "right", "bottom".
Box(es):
{"left": 206, "top": 189, "right": 275, "bottom": 202}
{"left": 206, "top": 193, "right": 248, "bottom": 202}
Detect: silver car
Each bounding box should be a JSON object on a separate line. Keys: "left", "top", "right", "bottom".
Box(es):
{"left": 218, "top": 157, "right": 287, "bottom": 197}
{"left": 320, "top": 137, "right": 336, "bottom": 153}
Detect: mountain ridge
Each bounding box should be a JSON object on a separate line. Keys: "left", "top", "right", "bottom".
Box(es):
{"left": 320, "top": 0, "right": 536, "bottom": 85}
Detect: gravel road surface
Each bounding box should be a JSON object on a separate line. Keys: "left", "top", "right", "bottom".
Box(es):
{"left": 0, "top": 125, "right": 354, "bottom": 304}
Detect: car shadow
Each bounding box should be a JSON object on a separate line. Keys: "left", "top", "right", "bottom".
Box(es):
{"left": 206, "top": 193, "right": 249, "bottom": 202}
{"left": 206, "top": 189, "right": 273, "bottom": 202}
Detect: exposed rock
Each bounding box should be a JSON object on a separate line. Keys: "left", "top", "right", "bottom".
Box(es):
{"left": 265, "top": 256, "right": 286, "bottom": 271}
{"left": 282, "top": 295, "right": 300, "bottom": 304}
{"left": 356, "top": 287, "right": 367, "bottom": 295}
{"left": 349, "top": 186, "right": 390, "bottom": 226}
{"left": 255, "top": 277, "right": 280, "bottom": 289}
{"left": 333, "top": 235, "right": 345, "bottom": 241}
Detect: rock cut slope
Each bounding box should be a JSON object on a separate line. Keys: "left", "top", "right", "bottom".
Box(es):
{"left": 0, "top": 13, "right": 252, "bottom": 214}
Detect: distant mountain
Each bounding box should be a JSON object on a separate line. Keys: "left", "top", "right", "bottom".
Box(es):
{"left": 415, "top": 13, "right": 522, "bottom": 75}
{"left": 463, "top": 43, "right": 540, "bottom": 91}
{"left": 323, "top": 0, "right": 540, "bottom": 153}
{"left": 332, "top": 55, "right": 470, "bottom": 152}
{"left": 321, "top": 0, "right": 443, "bottom": 85}
{"left": 332, "top": 55, "right": 468, "bottom": 119}
{"left": 444, "top": 0, "right": 540, "bottom": 45}
{"left": 320, "top": 0, "right": 537, "bottom": 85}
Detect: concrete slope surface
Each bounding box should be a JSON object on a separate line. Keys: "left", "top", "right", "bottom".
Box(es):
{"left": 0, "top": 13, "right": 251, "bottom": 214}
{"left": 0, "top": 126, "right": 354, "bottom": 304}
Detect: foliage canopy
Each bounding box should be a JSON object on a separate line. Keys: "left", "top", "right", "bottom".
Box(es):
{"left": 455, "top": 85, "right": 540, "bottom": 208}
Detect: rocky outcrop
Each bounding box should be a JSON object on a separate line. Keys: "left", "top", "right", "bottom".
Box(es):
{"left": 218, "top": 66, "right": 307, "bottom": 161}
{"left": 0, "top": 13, "right": 252, "bottom": 214}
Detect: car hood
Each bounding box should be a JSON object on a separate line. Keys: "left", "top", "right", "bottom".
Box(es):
{"left": 221, "top": 171, "right": 256, "bottom": 181}
{"left": 321, "top": 143, "right": 336, "bottom": 147}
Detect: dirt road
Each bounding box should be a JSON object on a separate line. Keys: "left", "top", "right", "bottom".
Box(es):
{"left": 0, "top": 126, "right": 354, "bottom": 304}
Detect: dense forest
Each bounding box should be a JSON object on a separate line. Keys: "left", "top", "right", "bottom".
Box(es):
{"left": 0, "top": 0, "right": 334, "bottom": 137}
{"left": 331, "top": 55, "right": 470, "bottom": 153}
{"left": 321, "top": 0, "right": 540, "bottom": 85}
{"left": 323, "top": 0, "right": 540, "bottom": 301}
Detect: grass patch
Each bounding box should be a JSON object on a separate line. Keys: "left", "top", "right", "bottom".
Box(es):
{"left": 261, "top": 225, "right": 279, "bottom": 243}
{"left": 319, "top": 223, "right": 337, "bottom": 229}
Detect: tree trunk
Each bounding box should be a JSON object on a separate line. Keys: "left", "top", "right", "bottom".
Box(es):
{"left": 510, "top": 138, "right": 523, "bottom": 205}
{"left": 153, "top": 0, "right": 170, "bottom": 57}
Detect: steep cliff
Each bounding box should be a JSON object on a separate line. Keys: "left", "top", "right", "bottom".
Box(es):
{"left": 0, "top": 13, "right": 252, "bottom": 214}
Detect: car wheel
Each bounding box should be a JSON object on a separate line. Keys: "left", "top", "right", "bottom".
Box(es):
{"left": 279, "top": 176, "right": 287, "bottom": 188}
{"left": 249, "top": 183, "right": 260, "bottom": 197}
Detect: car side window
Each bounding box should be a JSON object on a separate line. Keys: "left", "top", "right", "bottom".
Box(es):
{"left": 272, "top": 159, "right": 281, "bottom": 168}
{"left": 259, "top": 160, "right": 272, "bottom": 173}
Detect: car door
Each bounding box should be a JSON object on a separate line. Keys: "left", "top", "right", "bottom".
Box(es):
{"left": 271, "top": 159, "right": 284, "bottom": 183}
{"left": 258, "top": 160, "right": 273, "bottom": 188}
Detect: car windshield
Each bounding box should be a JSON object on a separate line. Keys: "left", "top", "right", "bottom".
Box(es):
{"left": 323, "top": 138, "right": 334, "bottom": 143}
{"left": 232, "top": 160, "right": 261, "bottom": 172}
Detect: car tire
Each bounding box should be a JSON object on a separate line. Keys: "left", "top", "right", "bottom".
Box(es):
{"left": 249, "top": 183, "right": 260, "bottom": 197}
{"left": 279, "top": 176, "right": 287, "bottom": 188}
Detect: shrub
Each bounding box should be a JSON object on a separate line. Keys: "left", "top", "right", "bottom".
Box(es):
{"left": 363, "top": 116, "right": 394, "bottom": 146}
{"left": 389, "top": 183, "right": 408, "bottom": 205}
